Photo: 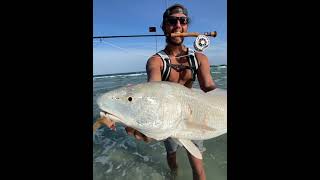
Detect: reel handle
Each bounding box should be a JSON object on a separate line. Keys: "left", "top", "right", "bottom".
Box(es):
{"left": 170, "top": 31, "right": 217, "bottom": 37}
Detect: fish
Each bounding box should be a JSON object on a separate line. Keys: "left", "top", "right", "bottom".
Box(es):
{"left": 94, "top": 81, "right": 227, "bottom": 159}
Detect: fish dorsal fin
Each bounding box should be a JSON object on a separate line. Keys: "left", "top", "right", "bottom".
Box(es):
{"left": 173, "top": 138, "right": 203, "bottom": 159}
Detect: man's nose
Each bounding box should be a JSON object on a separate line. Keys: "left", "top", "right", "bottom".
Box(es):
{"left": 174, "top": 20, "right": 182, "bottom": 28}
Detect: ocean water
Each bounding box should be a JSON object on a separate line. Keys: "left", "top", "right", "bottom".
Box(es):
{"left": 93, "top": 65, "right": 227, "bottom": 180}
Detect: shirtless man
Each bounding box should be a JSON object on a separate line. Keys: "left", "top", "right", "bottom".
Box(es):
{"left": 126, "top": 4, "right": 216, "bottom": 180}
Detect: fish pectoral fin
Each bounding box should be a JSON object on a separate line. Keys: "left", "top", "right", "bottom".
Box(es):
{"left": 174, "top": 138, "right": 203, "bottom": 160}
{"left": 185, "top": 106, "right": 215, "bottom": 132}
{"left": 185, "top": 121, "right": 216, "bottom": 132}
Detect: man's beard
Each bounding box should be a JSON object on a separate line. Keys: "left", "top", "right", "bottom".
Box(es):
{"left": 166, "top": 37, "right": 184, "bottom": 46}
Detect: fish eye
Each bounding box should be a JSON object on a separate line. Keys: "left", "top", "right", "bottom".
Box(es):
{"left": 128, "top": 97, "right": 133, "bottom": 102}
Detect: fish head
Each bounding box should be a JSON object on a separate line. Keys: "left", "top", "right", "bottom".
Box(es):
{"left": 97, "top": 82, "right": 175, "bottom": 129}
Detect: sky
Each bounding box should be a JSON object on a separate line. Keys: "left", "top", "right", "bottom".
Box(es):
{"left": 93, "top": 0, "right": 227, "bottom": 75}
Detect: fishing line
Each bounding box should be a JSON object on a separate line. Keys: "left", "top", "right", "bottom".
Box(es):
{"left": 94, "top": 39, "right": 192, "bottom": 59}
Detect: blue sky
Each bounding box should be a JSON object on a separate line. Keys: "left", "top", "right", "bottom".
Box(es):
{"left": 93, "top": 0, "right": 227, "bottom": 75}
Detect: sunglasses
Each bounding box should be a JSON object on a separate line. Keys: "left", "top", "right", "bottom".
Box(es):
{"left": 166, "top": 16, "right": 189, "bottom": 25}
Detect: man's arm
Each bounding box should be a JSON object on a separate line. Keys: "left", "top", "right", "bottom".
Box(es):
{"left": 196, "top": 53, "right": 217, "bottom": 92}
{"left": 146, "top": 56, "right": 162, "bottom": 82}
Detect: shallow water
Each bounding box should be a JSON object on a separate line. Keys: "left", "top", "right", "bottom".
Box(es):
{"left": 93, "top": 66, "right": 227, "bottom": 180}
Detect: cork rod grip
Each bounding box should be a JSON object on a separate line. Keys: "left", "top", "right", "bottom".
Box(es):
{"left": 170, "top": 31, "right": 217, "bottom": 37}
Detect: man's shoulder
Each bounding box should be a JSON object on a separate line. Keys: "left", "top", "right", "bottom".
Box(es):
{"left": 147, "top": 54, "right": 163, "bottom": 68}
{"left": 194, "top": 51, "right": 208, "bottom": 60}
{"left": 148, "top": 54, "right": 162, "bottom": 63}
{"left": 192, "top": 51, "right": 209, "bottom": 67}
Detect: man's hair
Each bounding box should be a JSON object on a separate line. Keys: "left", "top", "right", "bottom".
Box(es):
{"left": 161, "top": 4, "right": 190, "bottom": 32}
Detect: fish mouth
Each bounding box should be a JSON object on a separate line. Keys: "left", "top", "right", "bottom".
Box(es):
{"left": 100, "top": 110, "right": 122, "bottom": 122}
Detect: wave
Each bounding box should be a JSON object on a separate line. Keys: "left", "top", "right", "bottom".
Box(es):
{"left": 94, "top": 72, "right": 147, "bottom": 80}
{"left": 94, "top": 65, "right": 226, "bottom": 80}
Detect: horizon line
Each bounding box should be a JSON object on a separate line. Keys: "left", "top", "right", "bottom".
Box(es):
{"left": 93, "top": 64, "right": 227, "bottom": 77}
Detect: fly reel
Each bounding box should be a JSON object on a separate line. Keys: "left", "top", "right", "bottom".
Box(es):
{"left": 193, "top": 35, "right": 210, "bottom": 52}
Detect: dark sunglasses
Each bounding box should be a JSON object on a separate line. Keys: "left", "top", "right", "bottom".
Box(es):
{"left": 166, "top": 16, "right": 189, "bottom": 25}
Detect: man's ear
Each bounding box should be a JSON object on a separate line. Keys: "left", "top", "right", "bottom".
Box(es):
{"left": 161, "top": 22, "right": 165, "bottom": 33}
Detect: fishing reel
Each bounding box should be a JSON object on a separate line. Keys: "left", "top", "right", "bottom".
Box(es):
{"left": 165, "top": 31, "right": 217, "bottom": 52}
{"left": 193, "top": 35, "right": 210, "bottom": 52}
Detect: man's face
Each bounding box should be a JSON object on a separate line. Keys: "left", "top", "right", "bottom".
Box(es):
{"left": 164, "top": 13, "right": 188, "bottom": 46}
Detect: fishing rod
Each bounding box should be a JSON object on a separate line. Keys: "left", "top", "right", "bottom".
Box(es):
{"left": 93, "top": 31, "right": 217, "bottom": 52}
{"left": 93, "top": 31, "right": 217, "bottom": 39}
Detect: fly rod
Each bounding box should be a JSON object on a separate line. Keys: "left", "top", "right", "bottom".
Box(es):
{"left": 93, "top": 31, "right": 217, "bottom": 39}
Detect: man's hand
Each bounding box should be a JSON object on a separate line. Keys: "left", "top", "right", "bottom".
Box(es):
{"left": 93, "top": 116, "right": 116, "bottom": 133}
{"left": 125, "top": 127, "right": 153, "bottom": 143}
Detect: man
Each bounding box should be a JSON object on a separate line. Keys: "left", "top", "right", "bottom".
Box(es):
{"left": 125, "top": 4, "right": 216, "bottom": 180}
